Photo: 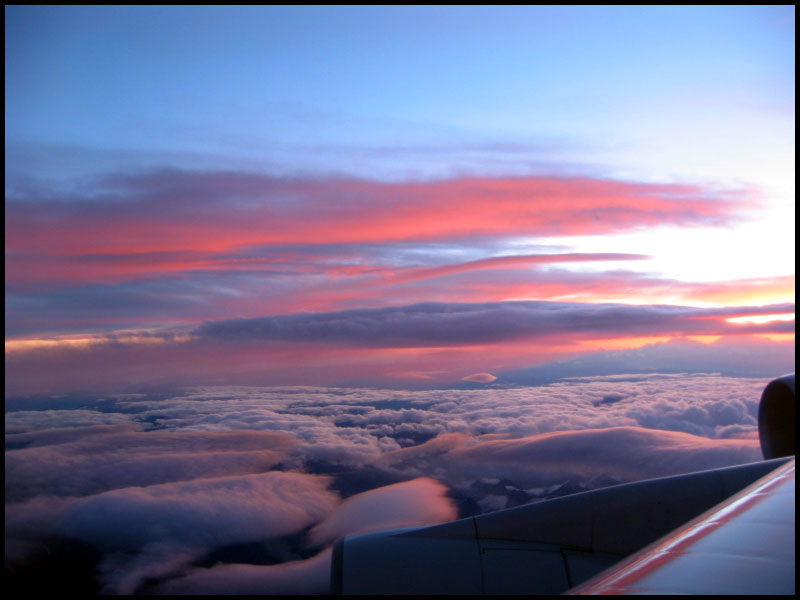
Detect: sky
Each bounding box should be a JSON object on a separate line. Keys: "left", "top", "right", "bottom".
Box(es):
{"left": 4, "top": 5, "right": 795, "bottom": 393}
{"left": 4, "top": 5, "right": 795, "bottom": 595}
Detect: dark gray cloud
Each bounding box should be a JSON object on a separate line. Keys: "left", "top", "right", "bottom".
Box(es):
{"left": 194, "top": 300, "right": 794, "bottom": 346}
{"left": 5, "top": 413, "right": 135, "bottom": 437}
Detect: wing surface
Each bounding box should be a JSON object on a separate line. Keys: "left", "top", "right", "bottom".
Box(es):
{"left": 567, "top": 458, "right": 795, "bottom": 595}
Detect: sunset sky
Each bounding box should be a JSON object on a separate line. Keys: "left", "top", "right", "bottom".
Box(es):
{"left": 5, "top": 7, "right": 795, "bottom": 595}
{"left": 5, "top": 5, "right": 794, "bottom": 391}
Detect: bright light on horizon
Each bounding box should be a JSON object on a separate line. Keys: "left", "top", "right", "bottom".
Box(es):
{"left": 725, "top": 313, "right": 795, "bottom": 325}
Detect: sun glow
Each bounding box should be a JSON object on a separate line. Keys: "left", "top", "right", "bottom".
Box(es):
{"left": 725, "top": 313, "right": 795, "bottom": 325}
{"left": 5, "top": 332, "right": 195, "bottom": 354}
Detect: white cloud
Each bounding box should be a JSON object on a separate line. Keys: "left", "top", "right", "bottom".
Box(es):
{"left": 440, "top": 426, "right": 761, "bottom": 487}
{"left": 5, "top": 373, "right": 777, "bottom": 593}
{"left": 57, "top": 471, "right": 337, "bottom": 553}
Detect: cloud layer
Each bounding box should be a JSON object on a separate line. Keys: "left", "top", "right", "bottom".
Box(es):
{"left": 5, "top": 372, "right": 775, "bottom": 593}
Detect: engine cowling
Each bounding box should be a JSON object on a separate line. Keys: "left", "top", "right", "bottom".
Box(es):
{"left": 758, "top": 373, "right": 795, "bottom": 459}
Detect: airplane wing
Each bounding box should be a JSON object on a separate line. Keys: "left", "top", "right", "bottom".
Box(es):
{"left": 331, "top": 374, "right": 795, "bottom": 595}
{"left": 566, "top": 458, "right": 794, "bottom": 594}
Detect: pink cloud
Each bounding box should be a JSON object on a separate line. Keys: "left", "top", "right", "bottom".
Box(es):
{"left": 6, "top": 170, "right": 749, "bottom": 287}
{"left": 12, "top": 262, "right": 790, "bottom": 343}
{"left": 341, "top": 270, "right": 796, "bottom": 310}
{"left": 309, "top": 477, "right": 458, "bottom": 546}
{"left": 461, "top": 372, "right": 497, "bottom": 383}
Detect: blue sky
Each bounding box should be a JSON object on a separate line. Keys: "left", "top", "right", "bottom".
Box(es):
{"left": 6, "top": 5, "right": 794, "bottom": 180}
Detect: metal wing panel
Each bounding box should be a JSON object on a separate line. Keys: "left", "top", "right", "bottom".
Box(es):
{"left": 567, "top": 459, "right": 795, "bottom": 595}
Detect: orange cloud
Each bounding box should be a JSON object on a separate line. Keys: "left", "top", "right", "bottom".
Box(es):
{"left": 676, "top": 275, "right": 796, "bottom": 306}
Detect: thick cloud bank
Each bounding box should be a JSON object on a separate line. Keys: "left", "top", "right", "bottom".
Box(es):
{"left": 57, "top": 472, "right": 337, "bottom": 553}
{"left": 194, "top": 300, "right": 794, "bottom": 346}
{"left": 5, "top": 373, "right": 771, "bottom": 593}
{"left": 6, "top": 302, "right": 792, "bottom": 395}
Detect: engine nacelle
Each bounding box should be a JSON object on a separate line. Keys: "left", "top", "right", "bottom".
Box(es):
{"left": 758, "top": 373, "right": 795, "bottom": 459}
